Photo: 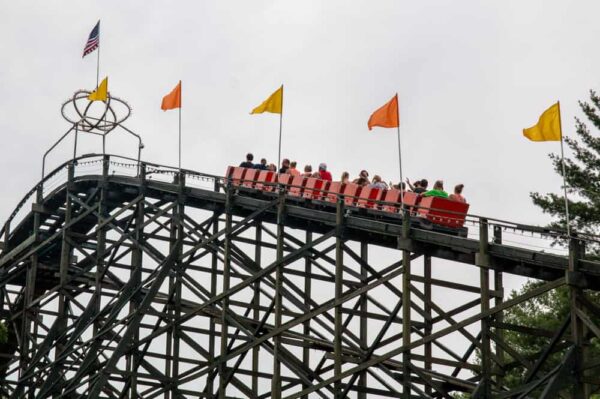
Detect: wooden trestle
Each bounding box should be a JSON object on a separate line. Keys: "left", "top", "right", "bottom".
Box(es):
{"left": 0, "top": 154, "right": 599, "bottom": 398}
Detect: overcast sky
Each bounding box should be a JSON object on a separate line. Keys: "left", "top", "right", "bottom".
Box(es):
{"left": 3, "top": 2, "right": 600, "bottom": 391}
{"left": 2, "top": 1, "right": 599, "bottom": 267}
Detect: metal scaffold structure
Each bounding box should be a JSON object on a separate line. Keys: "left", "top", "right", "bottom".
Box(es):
{"left": 0, "top": 93, "right": 599, "bottom": 398}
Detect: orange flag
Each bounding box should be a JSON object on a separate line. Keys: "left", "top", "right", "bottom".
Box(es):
{"left": 161, "top": 81, "right": 182, "bottom": 111}
{"left": 368, "top": 94, "right": 399, "bottom": 130}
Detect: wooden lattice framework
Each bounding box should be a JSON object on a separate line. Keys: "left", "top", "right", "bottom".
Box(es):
{"left": 0, "top": 154, "right": 599, "bottom": 398}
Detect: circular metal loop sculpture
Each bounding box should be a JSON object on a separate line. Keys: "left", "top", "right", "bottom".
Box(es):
{"left": 61, "top": 90, "right": 131, "bottom": 133}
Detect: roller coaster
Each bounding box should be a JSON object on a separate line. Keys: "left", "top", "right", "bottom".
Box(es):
{"left": 1, "top": 93, "right": 600, "bottom": 398}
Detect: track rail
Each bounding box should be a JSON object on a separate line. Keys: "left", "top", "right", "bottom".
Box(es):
{"left": 0, "top": 154, "right": 598, "bottom": 398}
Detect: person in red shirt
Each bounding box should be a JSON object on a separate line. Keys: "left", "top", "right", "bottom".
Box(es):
{"left": 318, "top": 163, "right": 332, "bottom": 181}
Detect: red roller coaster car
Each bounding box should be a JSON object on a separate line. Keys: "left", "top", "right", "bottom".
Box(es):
{"left": 226, "top": 166, "right": 470, "bottom": 236}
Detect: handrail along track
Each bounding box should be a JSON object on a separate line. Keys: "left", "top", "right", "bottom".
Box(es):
{"left": 1, "top": 154, "right": 599, "bottom": 398}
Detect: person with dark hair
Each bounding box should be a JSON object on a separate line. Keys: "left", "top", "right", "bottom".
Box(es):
{"left": 279, "top": 158, "right": 291, "bottom": 174}
{"left": 406, "top": 178, "right": 425, "bottom": 193}
{"left": 253, "top": 158, "right": 268, "bottom": 170}
{"left": 353, "top": 170, "right": 369, "bottom": 184}
{"left": 240, "top": 153, "right": 254, "bottom": 168}
{"left": 354, "top": 177, "right": 369, "bottom": 187}
{"left": 392, "top": 181, "right": 406, "bottom": 191}
{"left": 420, "top": 179, "right": 429, "bottom": 191}
{"left": 268, "top": 163, "right": 277, "bottom": 172}
{"left": 302, "top": 164, "right": 313, "bottom": 177}
{"left": 289, "top": 161, "right": 300, "bottom": 176}
{"left": 423, "top": 180, "right": 448, "bottom": 198}
{"left": 449, "top": 184, "right": 466, "bottom": 203}
{"left": 318, "top": 163, "right": 332, "bottom": 181}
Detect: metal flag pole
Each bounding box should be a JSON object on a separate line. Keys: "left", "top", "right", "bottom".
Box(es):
{"left": 557, "top": 101, "right": 571, "bottom": 237}
{"left": 395, "top": 94, "right": 404, "bottom": 205}
{"left": 95, "top": 20, "right": 103, "bottom": 155}
{"left": 277, "top": 84, "right": 284, "bottom": 172}
{"left": 96, "top": 20, "right": 101, "bottom": 88}
{"left": 179, "top": 81, "right": 182, "bottom": 171}
{"left": 73, "top": 124, "right": 79, "bottom": 161}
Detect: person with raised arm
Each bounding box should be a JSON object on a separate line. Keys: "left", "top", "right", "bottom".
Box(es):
{"left": 406, "top": 178, "right": 427, "bottom": 193}
{"left": 353, "top": 170, "right": 369, "bottom": 184}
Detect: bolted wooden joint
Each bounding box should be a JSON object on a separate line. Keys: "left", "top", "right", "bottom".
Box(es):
{"left": 277, "top": 194, "right": 286, "bottom": 225}
{"left": 32, "top": 203, "right": 50, "bottom": 214}
{"left": 475, "top": 253, "right": 490, "bottom": 268}
{"left": 397, "top": 236, "right": 415, "bottom": 252}
{"left": 491, "top": 288, "right": 505, "bottom": 299}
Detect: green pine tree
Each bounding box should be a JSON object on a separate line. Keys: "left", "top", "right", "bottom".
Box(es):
{"left": 501, "top": 91, "right": 600, "bottom": 395}
{"left": 450, "top": 93, "right": 600, "bottom": 397}
{"left": 531, "top": 90, "right": 600, "bottom": 255}
{"left": 500, "top": 282, "right": 599, "bottom": 394}
{"left": 450, "top": 281, "right": 599, "bottom": 397}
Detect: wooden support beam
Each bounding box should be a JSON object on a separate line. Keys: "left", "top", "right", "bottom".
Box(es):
{"left": 568, "top": 236, "right": 586, "bottom": 398}
{"left": 334, "top": 199, "right": 345, "bottom": 398}
{"left": 5, "top": 157, "right": 600, "bottom": 398}
{"left": 358, "top": 240, "right": 368, "bottom": 399}
{"left": 219, "top": 185, "right": 233, "bottom": 398}
{"left": 401, "top": 210, "right": 411, "bottom": 399}
{"left": 272, "top": 193, "right": 286, "bottom": 399}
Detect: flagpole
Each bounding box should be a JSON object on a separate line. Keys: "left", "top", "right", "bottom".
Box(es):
{"left": 96, "top": 21, "right": 102, "bottom": 154}
{"left": 179, "top": 81, "right": 182, "bottom": 171}
{"left": 97, "top": 42, "right": 102, "bottom": 154}
{"left": 277, "top": 84, "right": 284, "bottom": 171}
{"left": 395, "top": 94, "right": 404, "bottom": 206}
{"left": 96, "top": 45, "right": 100, "bottom": 88}
{"left": 96, "top": 21, "right": 100, "bottom": 88}
{"left": 557, "top": 101, "right": 571, "bottom": 237}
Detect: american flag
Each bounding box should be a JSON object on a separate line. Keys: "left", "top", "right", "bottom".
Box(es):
{"left": 82, "top": 21, "right": 100, "bottom": 58}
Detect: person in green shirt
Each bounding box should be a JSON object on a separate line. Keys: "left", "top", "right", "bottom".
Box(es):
{"left": 423, "top": 180, "right": 449, "bottom": 198}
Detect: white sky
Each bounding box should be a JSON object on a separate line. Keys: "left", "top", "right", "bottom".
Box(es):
{"left": 2, "top": 0, "right": 596, "bottom": 285}
{"left": 1, "top": 2, "right": 598, "bottom": 391}
{"left": 2, "top": 1, "right": 600, "bottom": 229}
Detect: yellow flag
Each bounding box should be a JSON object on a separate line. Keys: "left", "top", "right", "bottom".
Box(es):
{"left": 250, "top": 85, "right": 283, "bottom": 114}
{"left": 88, "top": 77, "right": 108, "bottom": 102}
{"left": 523, "top": 102, "right": 561, "bottom": 141}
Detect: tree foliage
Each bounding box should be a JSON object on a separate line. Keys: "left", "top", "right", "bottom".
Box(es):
{"left": 531, "top": 90, "right": 600, "bottom": 254}
{"left": 451, "top": 93, "right": 600, "bottom": 397}
{"left": 513, "top": 91, "right": 600, "bottom": 395}
{"left": 501, "top": 282, "right": 600, "bottom": 392}
{"left": 450, "top": 281, "right": 599, "bottom": 398}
